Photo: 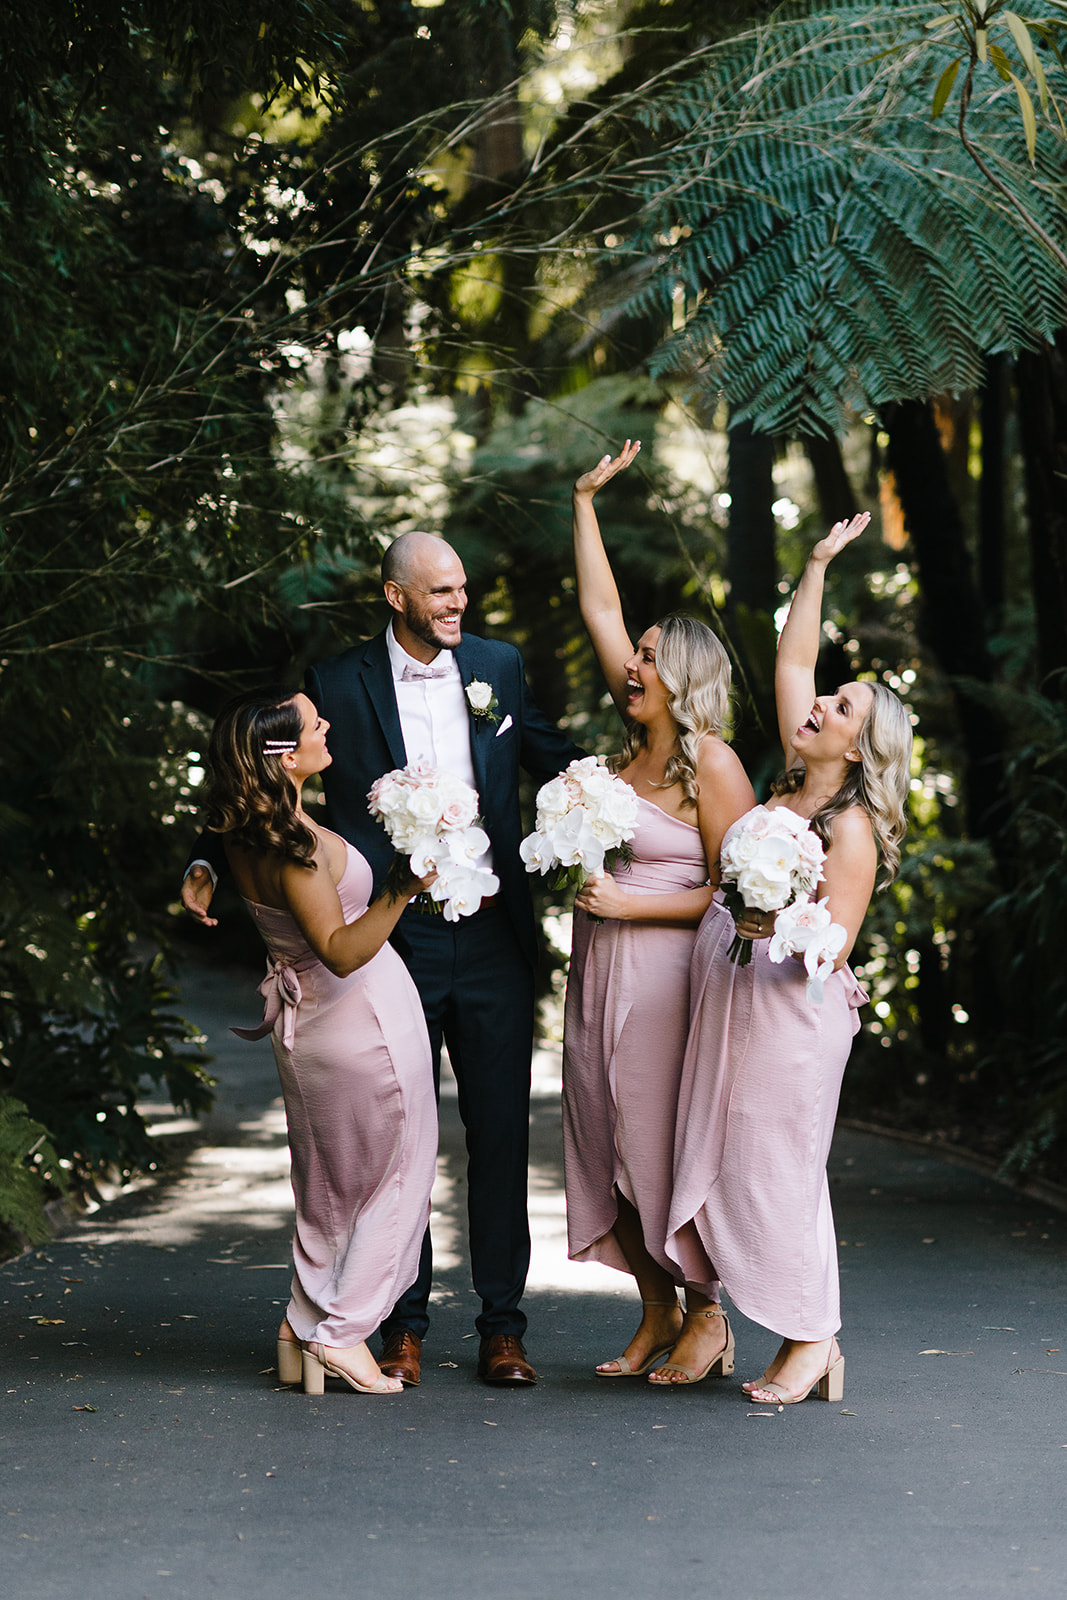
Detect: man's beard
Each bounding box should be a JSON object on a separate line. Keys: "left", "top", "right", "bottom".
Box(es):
{"left": 403, "top": 603, "right": 462, "bottom": 652}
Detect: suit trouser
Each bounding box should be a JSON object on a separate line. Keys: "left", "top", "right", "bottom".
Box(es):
{"left": 381, "top": 901, "right": 534, "bottom": 1341}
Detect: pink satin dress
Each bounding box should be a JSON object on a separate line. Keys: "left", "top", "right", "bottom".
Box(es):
{"left": 234, "top": 841, "right": 437, "bottom": 1347}
{"left": 665, "top": 805, "right": 868, "bottom": 1340}
{"left": 562, "top": 795, "right": 708, "bottom": 1279}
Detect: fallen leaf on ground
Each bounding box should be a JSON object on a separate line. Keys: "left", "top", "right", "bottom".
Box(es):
{"left": 920, "top": 1349, "right": 973, "bottom": 1356}
{"left": 73, "top": 1404, "right": 97, "bottom": 1412}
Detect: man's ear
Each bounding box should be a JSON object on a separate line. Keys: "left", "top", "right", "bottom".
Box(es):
{"left": 383, "top": 580, "right": 405, "bottom": 616}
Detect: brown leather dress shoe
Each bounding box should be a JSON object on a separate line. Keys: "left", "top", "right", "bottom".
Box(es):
{"left": 379, "top": 1330, "right": 422, "bottom": 1387}
{"left": 477, "top": 1334, "right": 537, "bottom": 1385}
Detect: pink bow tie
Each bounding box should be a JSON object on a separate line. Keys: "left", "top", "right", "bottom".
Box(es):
{"left": 401, "top": 662, "right": 451, "bottom": 681}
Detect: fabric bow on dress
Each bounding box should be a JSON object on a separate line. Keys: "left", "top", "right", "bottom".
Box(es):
{"left": 231, "top": 957, "right": 309, "bottom": 1052}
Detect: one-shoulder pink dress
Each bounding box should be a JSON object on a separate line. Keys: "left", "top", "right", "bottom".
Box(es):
{"left": 562, "top": 795, "right": 708, "bottom": 1279}
{"left": 234, "top": 841, "right": 437, "bottom": 1347}
{"left": 665, "top": 805, "right": 868, "bottom": 1340}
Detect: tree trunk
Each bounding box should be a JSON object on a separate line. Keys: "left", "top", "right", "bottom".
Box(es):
{"left": 1017, "top": 332, "right": 1067, "bottom": 696}
{"left": 884, "top": 398, "right": 1009, "bottom": 1039}
{"left": 978, "top": 352, "right": 1007, "bottom": 628}
{"left": 883, "top": 399, "right": 1005, "bottom": 848}
{"left": 806, "top": 432, "right": 857, "bottom": 522}
{"left": 726, "top": 421, "right": 778, "bottom": 778}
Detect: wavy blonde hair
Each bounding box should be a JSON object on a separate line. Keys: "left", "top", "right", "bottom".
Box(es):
{"left": 202, "top": 687, "right": 318, "bottom": 867}
{"left": 616, "top": 613, "right": 733, "bottom": 806}
{"left": 773, "top": 682, "right": 912, "bottom": 886}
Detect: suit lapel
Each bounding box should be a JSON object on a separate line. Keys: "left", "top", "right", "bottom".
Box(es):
{"left": 361, "top": 629, "right": 408, "bottom": 769}
{"left": 456, "top": 638, "right": 489, "bottom": 793}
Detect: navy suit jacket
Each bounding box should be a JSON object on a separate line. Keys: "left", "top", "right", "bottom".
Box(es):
{"left": 304, "top": 629, "right": 584, "bottom": 969}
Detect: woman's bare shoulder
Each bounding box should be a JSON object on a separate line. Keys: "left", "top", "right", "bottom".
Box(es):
{"left": 695, "top": 733, "right": 748, "bottom": 780}
{"left": 828, "top": 804, "right": 877, "bottom": 861}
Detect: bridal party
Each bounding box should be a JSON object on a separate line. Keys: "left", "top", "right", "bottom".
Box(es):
{"left": 183, "top": 442, "right": 911, "bottom": 1408}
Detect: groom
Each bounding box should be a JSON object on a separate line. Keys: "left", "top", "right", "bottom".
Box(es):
{"left": 185, "top": 531, "right": 582, "bottom": 1385}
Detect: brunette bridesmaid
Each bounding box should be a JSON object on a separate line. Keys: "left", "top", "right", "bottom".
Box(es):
{"left": 203, "top": 687, "right": 438, "bottom": 1396}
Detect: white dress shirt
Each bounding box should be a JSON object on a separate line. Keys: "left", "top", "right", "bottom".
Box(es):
{"left": 385, "top": 623, "right": 493, "bottom": 874}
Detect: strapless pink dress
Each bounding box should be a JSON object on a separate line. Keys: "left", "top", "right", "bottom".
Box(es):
{"left": 665, "top": 805, "right": 868, "bottom": 1339}
{"left": 234, "top": 841, "right": 436, "bottom": 1346}
{"left": 562, "top": 795, "right": 708, "bottom": 1279}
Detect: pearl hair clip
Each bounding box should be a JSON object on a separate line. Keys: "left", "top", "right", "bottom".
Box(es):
{"left": 263, "top": 739, "right": 298, "bottom": 755}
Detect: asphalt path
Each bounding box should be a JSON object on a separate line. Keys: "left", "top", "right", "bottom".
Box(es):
{"left": 3, "top": 959, "right": 1065, "bottom": 1600}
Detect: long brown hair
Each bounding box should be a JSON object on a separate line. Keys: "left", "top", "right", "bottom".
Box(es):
{"left": 202, "top": 687, "right": 317, "bottom": 867}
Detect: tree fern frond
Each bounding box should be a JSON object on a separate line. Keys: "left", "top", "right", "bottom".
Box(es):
{"left": 610, "top": 0, "right": 1067, "bottom": 432}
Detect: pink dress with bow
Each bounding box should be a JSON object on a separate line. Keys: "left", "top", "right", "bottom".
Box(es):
{"left": 233, "top": 841, "right": 436, "bottom": 1346}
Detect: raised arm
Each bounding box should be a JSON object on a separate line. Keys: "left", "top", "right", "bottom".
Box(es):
{"left": 775, "top": 513, "right": 870, "bottom": 763}
{"left": 572, "top": 440, "right": 642, "bottom": 716}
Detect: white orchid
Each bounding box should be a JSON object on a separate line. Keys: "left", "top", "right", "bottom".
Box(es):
{"left": 768, "top": 894, "right": 848, "bottom": 1003}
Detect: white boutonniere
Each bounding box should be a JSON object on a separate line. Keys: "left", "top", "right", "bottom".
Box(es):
{"left": 465, "top": 679, "right": 500, "bottom": 725}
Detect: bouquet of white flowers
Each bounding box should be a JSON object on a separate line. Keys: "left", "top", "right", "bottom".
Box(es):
{"left": 719, "top": 806, "right": 846, "bottom": 1001}
{"left": 367, "top": 761, "right": 499, "bottom": 922}
{"left": 519, "top": 756, "right": 639, "bottom": 890}
{"left": 768, "top": 895, "right": 848, "bottom": 1004}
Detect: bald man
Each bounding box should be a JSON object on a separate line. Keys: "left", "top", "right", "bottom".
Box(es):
{"left": 185, "top": 532, "right": 583, "bottom": 1386}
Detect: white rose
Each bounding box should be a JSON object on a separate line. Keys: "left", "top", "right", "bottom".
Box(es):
{"left": 567, "top": 756, "right": 604, "bottom": 780}
{"left": 536, "top": 777, "right": 573, "bottom": 827}
{"left": 466, "top": 680, "right": 493, "bottom": 711}
{"left": 595, "top": 783, "right": 639, "bottom": 830}
{"left": 735, "top": 858, "right": 793, "bottom": 912}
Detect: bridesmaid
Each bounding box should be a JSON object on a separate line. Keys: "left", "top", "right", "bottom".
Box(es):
{"left": 563, "top": 441, "right": 753, "bottom": 1381}
{"left": 203, "top": 687, "right": 438, "bottom": 1396}
{"left": 658, "top": 513, "right": 912, "bottom": 1402}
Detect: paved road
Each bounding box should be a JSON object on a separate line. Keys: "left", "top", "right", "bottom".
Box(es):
{"left": 3, "top": 960, "right": 1065, "bottom": 1600}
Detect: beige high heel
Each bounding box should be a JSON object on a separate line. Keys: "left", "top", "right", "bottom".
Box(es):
{"left": 276, "top": 1320, "right": 302, "bottom": 1385}
{"left": 648, "top": 1305, "right": 735, "bottom": 1385}
{"left": 596, "top": 1299, "right": 683, "bottom": 1378}
{"left": 746, "top": 1340, "right": 844, "bottom": 1405}
{"left": 301, "top": 1341, "right": 403, "bottom": 1396}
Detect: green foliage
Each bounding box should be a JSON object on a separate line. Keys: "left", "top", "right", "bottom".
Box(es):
{"left": 0, "top": 1095, "right": 67, "bottom": 1245}
{"left": 0, "top": 3, "right": 357, "bottom": 1192}
{"left": 609, "top": 0, "right": 1067, "bottom": 434}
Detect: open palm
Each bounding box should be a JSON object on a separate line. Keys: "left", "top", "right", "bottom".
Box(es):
{"left": 573, "top": 438, "right": 641, "bottom": 497}
{"left": 810, "top": 511, "right": 870, "bottom": 565}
